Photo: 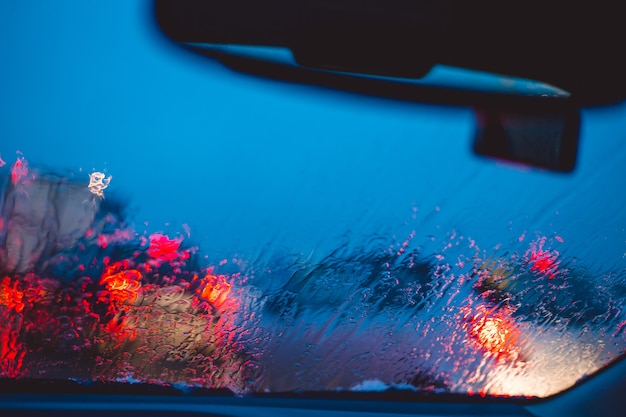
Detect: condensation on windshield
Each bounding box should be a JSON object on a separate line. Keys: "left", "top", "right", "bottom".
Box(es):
{"left": 1, "top": 155, "right": 626, "bottom": 399}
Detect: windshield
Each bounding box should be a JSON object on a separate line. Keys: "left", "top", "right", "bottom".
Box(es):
{"left": 1, "top": 0, "right": 626, "bottom": 400}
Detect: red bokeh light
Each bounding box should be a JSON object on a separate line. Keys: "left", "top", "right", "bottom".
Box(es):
{"left": 529, "top": 249, "right": 560, "bottom": 278}
{"left": 0, "top": 328, "right": 24, "bottom": 378}
{"left": 0, "top": 277, "right": 25, "bottom": 377}
{"left": 147, "top": 233, "right": 190, "bottom": 262}
{"left": 10, "top": 157, "right": 29, "bottom": 185}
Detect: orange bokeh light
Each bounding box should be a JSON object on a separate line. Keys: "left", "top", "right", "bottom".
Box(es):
{"left": 100, "top": 263, "right": 142, "bottom": 305}
{"left": 198, "top": 272, "right": 231, "bottom": 307}
{"left": 0, "top": 277, "right": 24, "bottom": 313}
{"left": 461, "top": 304, "right": 521, "bottom": 361}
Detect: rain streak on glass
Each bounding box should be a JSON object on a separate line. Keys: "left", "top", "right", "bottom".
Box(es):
{"left": 1, "top": 155, "right": 626, "bottom": 398}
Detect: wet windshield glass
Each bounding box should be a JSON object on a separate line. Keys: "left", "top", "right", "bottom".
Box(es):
{"left": 1, "top": 0, "right": 626, "bottom": 399}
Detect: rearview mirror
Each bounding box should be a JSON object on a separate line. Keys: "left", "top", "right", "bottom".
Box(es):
{"left": 153, "top": 0, "right": 624, "bottom": 173}
{"left": 474, "top": 106, "right": 579, "bottom": 172}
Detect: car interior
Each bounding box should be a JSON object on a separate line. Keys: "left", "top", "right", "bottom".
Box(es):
{"left": 1, "top": 1, "right": 626, "bottom": 416}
